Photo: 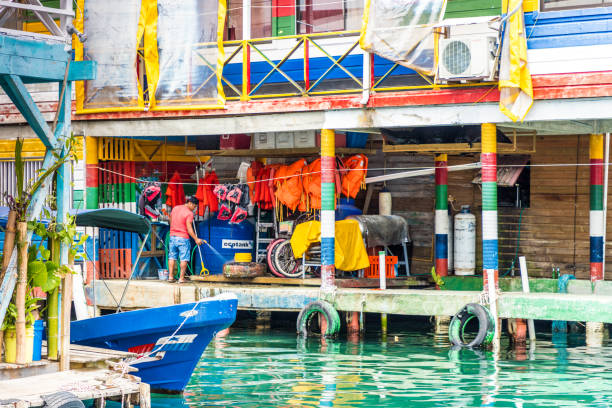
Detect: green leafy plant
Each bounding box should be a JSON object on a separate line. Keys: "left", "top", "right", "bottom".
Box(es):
{"left": 1, "top": 296, "right": 39, "bottom": 331}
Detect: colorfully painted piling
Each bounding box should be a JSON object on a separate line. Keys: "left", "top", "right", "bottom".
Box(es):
{"left": 320, "top": 129, "right": 336, "bottom": 292}
{"left": 85, "top": 136, "right": 99, "bottom": 210}
{"left": 481, "top": 123, "right": 499, "bottom": 289}
{"left": 435, "top": 154, "right": 449, "bottom": 277}
{"left": 590, "top": 133, "right": 604, "bottom": 282}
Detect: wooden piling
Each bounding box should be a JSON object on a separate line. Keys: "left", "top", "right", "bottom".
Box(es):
{"left": 15, "top": 222, "right": 27, "bottom": 365}
{"left": 59, "top": 255, "right": 73, "bottom": 371}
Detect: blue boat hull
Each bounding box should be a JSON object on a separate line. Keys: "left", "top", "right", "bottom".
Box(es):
{"left": 70, "top": 294, "right": 237, "bottom": 393}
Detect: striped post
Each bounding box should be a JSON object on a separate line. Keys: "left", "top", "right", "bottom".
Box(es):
{"left": 590, "top": 134, "right": 605, "bottom": 282}
{"left": 320, "top": 129, "right": 336, "bottom": 292}
{"left": 85, "top": 136, "right": 99, "bottom": 210}
{"left": 435, "top": 154, "right": 449, "bottom": 277}
{"left": 481, "top": 123, "right": 499, "bottom": 289}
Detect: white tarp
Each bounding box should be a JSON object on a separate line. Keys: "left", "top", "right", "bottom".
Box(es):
{"left": 359, "top": 0, "right": 447, "bottom": 76}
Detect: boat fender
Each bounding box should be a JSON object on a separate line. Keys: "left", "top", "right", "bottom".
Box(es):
{"left": 297, "top": 300, "right": 341, "bottom": 338}
{"left": 449, "top": 303, "right": 495, "bottom": 348}
{"left": 41, "top": 391, "right": 85, "bottom": 408}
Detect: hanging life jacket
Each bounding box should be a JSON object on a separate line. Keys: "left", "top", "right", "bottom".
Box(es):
{"left": 341, "top": 154, "right": 368, "bottom": 199}
{"left": 275, "top": 159, "right": 307, "bottom": 212}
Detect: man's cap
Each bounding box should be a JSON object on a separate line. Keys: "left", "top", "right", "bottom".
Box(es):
{"left": 187, "top": 195, "right": 199, "bottom": 205}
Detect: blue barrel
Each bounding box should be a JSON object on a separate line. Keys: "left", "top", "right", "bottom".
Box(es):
{"left": 336, "top": 198, "right": 362, "bottom": 221}
{"left": 33, "top": 319, "right": 43, "bottom": 361}
{"left": 194, "top": 218, "right": 255, "bottom": 275}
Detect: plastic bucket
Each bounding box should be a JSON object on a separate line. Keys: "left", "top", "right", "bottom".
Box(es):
{"left": 4, "top": 327, "right": 34, "bottom": 364}
{"left": 158, "top": 269, "right": 169, "bottom": 280}
{"left": 32, "top": 320, "right": 43, "bottom": 361}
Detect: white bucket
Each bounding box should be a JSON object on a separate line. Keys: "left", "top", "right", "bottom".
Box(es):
{"left": 158, "top": 269, "right": 169, "bottom": 280}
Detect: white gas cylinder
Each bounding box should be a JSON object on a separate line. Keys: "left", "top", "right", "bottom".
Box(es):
{"left": 454, "top": 205, "right": 476, "bottom": 275}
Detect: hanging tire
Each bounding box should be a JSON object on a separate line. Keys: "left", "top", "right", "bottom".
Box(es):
{"left": 297, "top": 300, "right": 341, "bottom": 338}
{"left": 448, "top": 303, "right": 495, "bottom": 348}
{"left": 269, "top": 239, "right": 302, "bottom": 278}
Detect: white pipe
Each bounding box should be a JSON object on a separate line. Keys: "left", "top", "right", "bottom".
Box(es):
{"left": 365, "top": 162, "right": 482, "bottom": 184}
{"left": 604, "top": 132, "right": 610, "bottom": 279}
{"left": 519, "top": 256, "right": 536, "bottom": 342}
{"left": 360, "top": 0, "right": 370, "bottom": 105}
{"left": 242, "top": 0, "right": 251, "bottom": 40}
{"left": 379, "top": 251, "right": 386, "bottom": 290}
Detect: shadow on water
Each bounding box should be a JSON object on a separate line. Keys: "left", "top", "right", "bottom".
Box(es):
{"left": 151, "top": 322, "right": 612, "bottom": 408}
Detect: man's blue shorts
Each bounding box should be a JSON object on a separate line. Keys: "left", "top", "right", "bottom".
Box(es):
{"left": 168, "top": 236, "right": 191, "bottom": 262}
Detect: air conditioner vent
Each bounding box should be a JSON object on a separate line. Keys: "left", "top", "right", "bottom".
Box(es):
{"left": 438, "top": 36, "right": 497, "bottom": 81}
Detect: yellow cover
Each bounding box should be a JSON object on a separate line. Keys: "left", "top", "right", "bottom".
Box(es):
{"left": 290, "top": 220, "right": 370, "bottom": 272}
{"left": 499, "top": 0, "right": 534, "bottom": 122}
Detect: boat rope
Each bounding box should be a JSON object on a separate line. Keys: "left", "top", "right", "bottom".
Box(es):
{"left": 118, "top": 299, "right": 204, "bottom": 374}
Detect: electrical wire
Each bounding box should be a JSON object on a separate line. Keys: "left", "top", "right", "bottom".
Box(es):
{"left": 96, "top": 161, "right": 608, "bottom": 187}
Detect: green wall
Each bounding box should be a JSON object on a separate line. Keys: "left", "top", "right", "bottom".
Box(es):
{"left": 444, "top": 0, "right": 501, "bottom": 18}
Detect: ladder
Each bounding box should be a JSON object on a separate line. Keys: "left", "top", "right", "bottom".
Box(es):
{"left": 255, "top": 207, "right": 277, "bottom": 263}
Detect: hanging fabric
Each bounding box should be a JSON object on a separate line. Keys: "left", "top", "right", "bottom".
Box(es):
{"left": 499, "top": 0, "right": 533, "bottom": 122}
{"left": 165, "top": 171, "right": 185, "bottom": 208}
{"left": 195, "top": 170, "right": 219, "bottom": 216}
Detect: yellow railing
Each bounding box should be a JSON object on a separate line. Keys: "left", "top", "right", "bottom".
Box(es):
{"left": 78, "top": 29, "right": 499, "bottom": 112}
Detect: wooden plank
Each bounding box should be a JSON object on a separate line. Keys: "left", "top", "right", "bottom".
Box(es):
{"left": 188, "top": 275, "right": 428, "bottom": 288}
{"left": 0, "top": 369, "right": 142, "bottom": 407}
{"left": 185, "top": 147, "right": 375, "bottom": 157}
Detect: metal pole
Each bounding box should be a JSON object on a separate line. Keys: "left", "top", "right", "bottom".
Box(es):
{"left": 378, "top": 251, "right": 386, "bottom": 290}
{"left": 116, "top": 231, "right": 150, "bottom": 312}
{"left": 519, "top": 256, "right": 536, "bottom": 343}
{"left": 242, "top": 0, "right": 251, "bottom": 40}
{"left": 92, "top": 230, "right": 96, "bottom": 317}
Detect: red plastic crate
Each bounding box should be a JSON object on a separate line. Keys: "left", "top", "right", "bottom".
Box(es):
{"left": 220, "top": 134, "right": 251, "bottom": 150}
{"left": 99, "top": 248, "right": 132, "bottom": 279}
{"left": 364, "top": 256, "right": 397, "bottom": 279}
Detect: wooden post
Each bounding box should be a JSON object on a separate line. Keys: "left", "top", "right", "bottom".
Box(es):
{"left": 1, "top": 210, "right": 17, "bottom": 277}
{"left": 60, "top": 254, "right": 73, "bottom": 371}
{"left": 0, "top": 210, "right": 17, "bottom": 357}
{"left": 481, "top": 123, "right": 499, "bottom": 290}
{"left": 434, "top": 154, "right": 449, "bottom": 277}
{"left": 320, "top": 129, "right": 336, "bottom": 292}
{"left": 15, "top": 221, "right": 27, "bottom": 364}
{"left": 588, "top": 133, "right": 605, "bottom": 345}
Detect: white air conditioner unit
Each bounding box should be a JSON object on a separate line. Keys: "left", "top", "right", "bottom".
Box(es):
{"left": 438, "top": 36, "right": 497, "bottom": 81}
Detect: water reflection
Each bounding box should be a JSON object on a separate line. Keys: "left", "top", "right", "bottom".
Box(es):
{"left": 154, "top": 327, "right": 612, "bottom": 407}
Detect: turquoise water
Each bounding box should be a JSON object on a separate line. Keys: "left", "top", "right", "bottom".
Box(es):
{"left": 152, "top": 322, "right": 612, "bottom": 407}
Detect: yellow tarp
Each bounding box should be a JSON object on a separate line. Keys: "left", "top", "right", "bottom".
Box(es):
{"left": 499, "top": 0, "right": 534, "bottom": 122}
{"left": 290, "top": 220, "right": 370, "bottom": 272}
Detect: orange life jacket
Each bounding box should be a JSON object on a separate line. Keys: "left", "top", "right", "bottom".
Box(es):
{"left": 341, "top": 154, "right": 368, "bottom": 198}
{"left": 274, "top": 159, "right": 307, "bottom": 211}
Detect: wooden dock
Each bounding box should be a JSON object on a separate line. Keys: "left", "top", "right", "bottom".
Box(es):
{"left": 91, "top": 278, "right": 612, "bottom": 324}
{"left": 0, "top": 343, "right": 150, "bottom": 407}
{"left": 0, "top": 369, "right": 149, "bottom": 408}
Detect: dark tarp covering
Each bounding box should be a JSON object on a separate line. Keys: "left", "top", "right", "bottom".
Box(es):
{"left": 74, "top": 209, "right": 151, "bottom": 235}
{"left": 347, "top": 215, "right": 410, "bottom": 247}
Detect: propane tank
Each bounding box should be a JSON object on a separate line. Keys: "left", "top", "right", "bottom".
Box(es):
{"left": 447, "top": 210, "right": 454, "bottom": 273}
{"left": 454, "top": 205, "right": 476, "bottom": 275}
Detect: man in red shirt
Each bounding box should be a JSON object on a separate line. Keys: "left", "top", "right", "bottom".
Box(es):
{"left": 168, "top": 196, "right": 204, "bottom": 283}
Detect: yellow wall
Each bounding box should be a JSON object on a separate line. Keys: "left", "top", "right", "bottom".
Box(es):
{"left": 0, "top": 137, "right": 84, "bottom": 160}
